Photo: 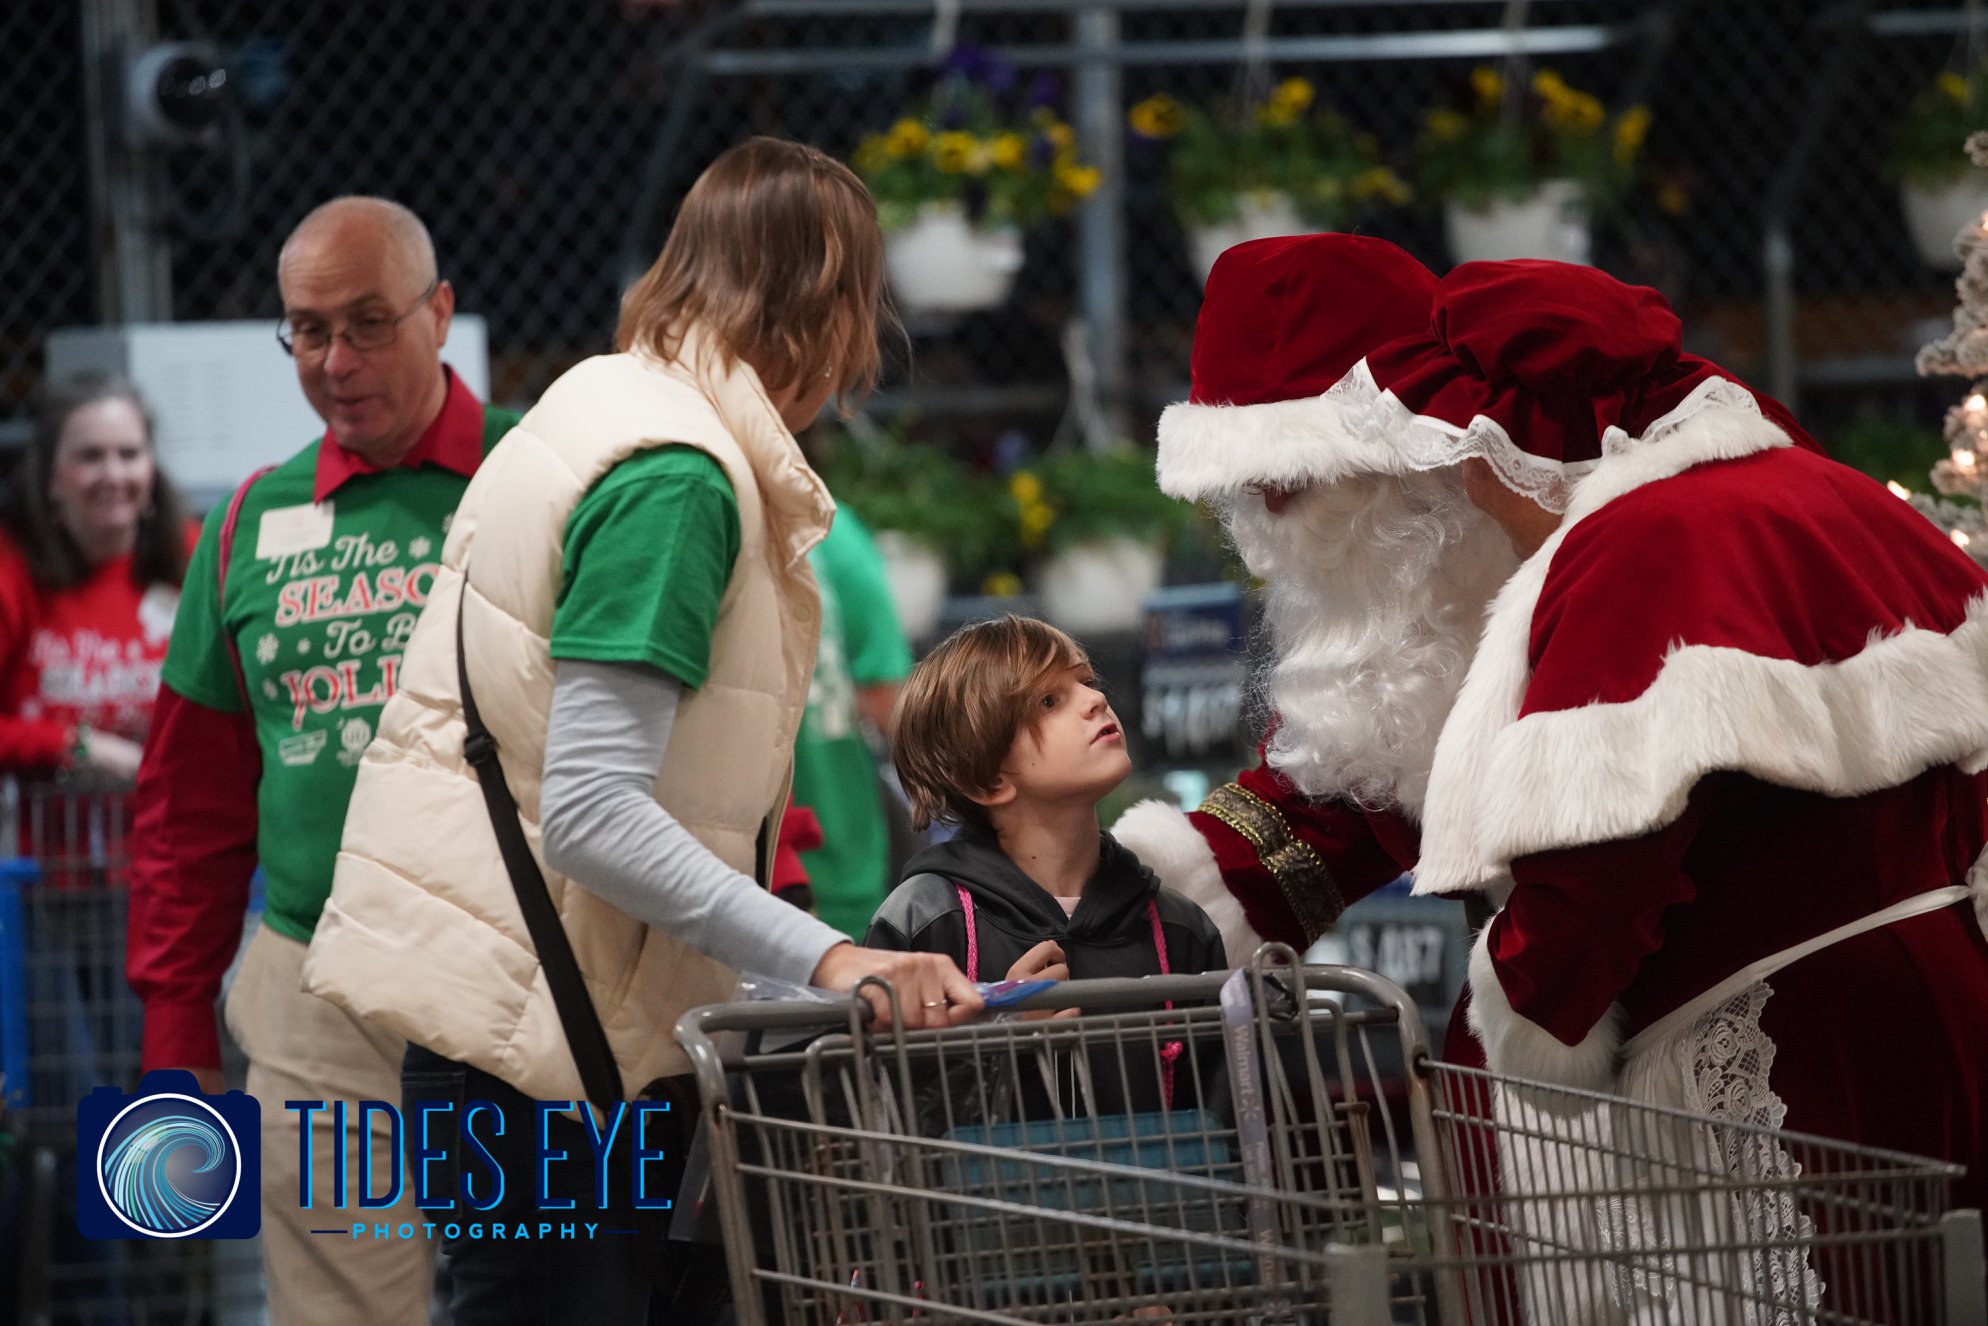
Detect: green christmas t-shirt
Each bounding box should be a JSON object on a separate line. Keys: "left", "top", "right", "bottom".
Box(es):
{"left": 793, "top": 507, "right": 914, "bottom": 938}
{"left": 161, "top": 407, "right": 518, "bottom": 943}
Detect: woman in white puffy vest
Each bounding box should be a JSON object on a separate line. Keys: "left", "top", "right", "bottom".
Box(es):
{"left": 303, "top": 137, "right": 981, "bottom": 1324}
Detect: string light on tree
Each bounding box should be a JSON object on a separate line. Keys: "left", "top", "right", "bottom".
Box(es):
{"left": 1911, "top": 131, "right": 1988, "bottom": 564}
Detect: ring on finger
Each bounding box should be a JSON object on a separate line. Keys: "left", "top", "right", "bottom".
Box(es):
{"left": 921, "top": 999, "right": 946, "bottom": 1008}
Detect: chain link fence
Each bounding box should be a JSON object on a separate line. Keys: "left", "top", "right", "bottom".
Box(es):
{"left": 6, "top": 1, "right": 1988, "bottom": 460}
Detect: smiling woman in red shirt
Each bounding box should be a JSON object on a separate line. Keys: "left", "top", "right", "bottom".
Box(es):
{"left": 0, "top": 371, "right": 194, "bottom": 783}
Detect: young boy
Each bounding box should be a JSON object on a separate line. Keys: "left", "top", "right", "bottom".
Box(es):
{"left": 867, "top": 614, "right": 1225, "bottom": 994}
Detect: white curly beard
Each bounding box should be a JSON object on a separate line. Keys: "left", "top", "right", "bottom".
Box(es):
{"left": 1222, "top": 469, "right": 1517, "bottom": 815}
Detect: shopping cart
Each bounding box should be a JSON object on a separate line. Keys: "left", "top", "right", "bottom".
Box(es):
{"left": 0, "top": 778, "right": 263, "bottom": 1325}
{"left": 674, "top": 947, "right": 1986, "bottom": 1325}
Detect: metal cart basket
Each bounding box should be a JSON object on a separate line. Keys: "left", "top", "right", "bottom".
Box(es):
{"left": 674, "top": 948, "right": 1985, "bottom": 1325}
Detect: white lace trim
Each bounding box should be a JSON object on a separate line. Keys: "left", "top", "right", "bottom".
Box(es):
{"left": 1601, "top": 373, "right": 1767, "bottom": 458}
{"left": 1680, "top": 982, "right": 1827, "bottom": 1323}
{"left": 1332, "top": 358, "right": 1771, "bottom": 515}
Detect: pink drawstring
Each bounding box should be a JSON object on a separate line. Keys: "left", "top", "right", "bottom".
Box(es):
{"left": 1147, "top": 900, "right": 1181, "bottom": 1108}
{"left": 956, "top": 884, "right": 980, "bottom": 983}
{"left": 952, "top": 885, "right": 1181, "bottom": 1108}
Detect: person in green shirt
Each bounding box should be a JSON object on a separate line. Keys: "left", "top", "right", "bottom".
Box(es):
{"left": 792, "top": 503, "right": 916, "bottom": 937}
{"left": 126, "top": 195, "right": 519, "bottom": 1326}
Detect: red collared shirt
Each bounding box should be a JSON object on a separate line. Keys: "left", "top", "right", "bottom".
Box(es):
{"left": 313, "top": 367, "right": 487, "bottom": 501}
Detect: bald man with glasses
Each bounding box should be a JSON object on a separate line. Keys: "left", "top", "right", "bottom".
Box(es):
{"left": 128, "top": 196, "right": 522, "bottom": 1324}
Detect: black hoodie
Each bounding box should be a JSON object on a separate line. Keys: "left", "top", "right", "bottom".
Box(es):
{"left": 865, "top": 824, "right": 1226, "bottom": 984}
{"left": 865, "top": 825, "right": 1228, "bottom": 1123}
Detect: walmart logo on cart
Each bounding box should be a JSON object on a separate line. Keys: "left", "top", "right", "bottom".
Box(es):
{"left": 77, "top": 1071, "right": 675, "bottom": 1242}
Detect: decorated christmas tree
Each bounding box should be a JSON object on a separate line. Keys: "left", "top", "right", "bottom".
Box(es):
{"left": 1911, "top": 129, "right": 1988, "bottom": 564}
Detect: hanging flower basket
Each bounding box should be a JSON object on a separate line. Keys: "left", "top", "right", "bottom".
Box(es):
{"left": 1445, "top": 179, "right": 1591, "bottom": 265}
{"left": 1034, "top": 536, "right": 1165, "bottom": 635}
{"left": 1187, "top": 191, "right": 1311, "bottom": 284}
{"left": 1901, "top": 179, "right": 1988, "bottom": 270}
{"left": 884, "top": 202, "right": 1025, "bottom": 315}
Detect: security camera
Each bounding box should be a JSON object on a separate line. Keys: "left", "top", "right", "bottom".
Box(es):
{"left": 125, "top": 42, "right": 231, "bottom": 148}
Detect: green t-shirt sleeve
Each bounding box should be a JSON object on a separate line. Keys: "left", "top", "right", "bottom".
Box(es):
{"left": 550, "top": 446, "right": 741, "bottom": 689}
{"left": 818, "top": 509, "right": 913, "bottom": 686}
{"left": 159, "top": 500, "right": 246, "bottom": 713}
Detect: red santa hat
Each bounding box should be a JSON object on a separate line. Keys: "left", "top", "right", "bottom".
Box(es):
{"left": 1361, "top": 260, "right": 1807, "bottom": 511}
{"left": 1155, "top": 234, "right": 1438, "bottom": 500}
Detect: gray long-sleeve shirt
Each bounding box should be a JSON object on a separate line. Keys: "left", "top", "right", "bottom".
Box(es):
{"left": 539, "top": 658, "right": 847, "bottom": 984}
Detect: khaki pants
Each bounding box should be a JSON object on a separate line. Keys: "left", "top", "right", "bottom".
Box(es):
{"left": 225, "top": 924, "right": 432, "bottom": 1326}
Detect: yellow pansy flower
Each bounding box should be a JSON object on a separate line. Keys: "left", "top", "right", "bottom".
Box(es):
{"left": 1127, "top": 93, "right": 1187, "bottom": 140}
{"left": 1047, "top": 121, "right": 1076, "bottom": 156}
{"left": 1470, "top": 66, "right": 1504, "bottom": 107}
{"left": 1256, "top": 99, "right": 1301, "bottom": 129}
{"left": 1009, "top": 470, "right": 1043, "bottom": 504}
{"left": 1272, "top": 77, "right": 1315, "bottom": 114}
{"left": 885, "top": 118, "right": 928, "bottom": 157}
{"left": 1939, "top": 71, "right": 1971, "bottom": 105}
{"left": 1018, "top": 501, "right": 1056, "bottom": 548}
{"left": 852, "top": 134, "right": 891, "bottom": 177}
{"left": 929, "top": 131, "right": 985, "bottom": 175}
{"left": 1531, "top": 69, "right": 1570, "bottom": 102}
{"left": 983, "top": 571, "right": 1024, "bottom": 598}
{"left": 989, "top": 133, "right": 1027, "bottom": 170}
{"left": 1613, "top": 104, "right": 1653, "bottom": 167}
{"left": 1424, "top": 109, "right": 1470, "bottom": 142}
{"left": 1055, "top": 162, "right": 1102, "bottom": 198}
{"left": 1350, "top": 166, "right": 1412, "bottom": 207}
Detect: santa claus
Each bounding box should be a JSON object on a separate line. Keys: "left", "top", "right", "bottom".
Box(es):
{"left": 1114, "top": 239, "right": 1988, "bottom": 1248}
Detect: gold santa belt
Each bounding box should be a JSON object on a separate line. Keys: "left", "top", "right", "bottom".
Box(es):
{"left": 1196, "top": 781, "right": 1346, "bottom": 945}
{"left": 1619, "top": 883, "right": 1971, "bottom": 1060}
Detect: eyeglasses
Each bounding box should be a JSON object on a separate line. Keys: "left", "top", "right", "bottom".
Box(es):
{"left": 277, "top": 280, "right": 439, "bottom": 358}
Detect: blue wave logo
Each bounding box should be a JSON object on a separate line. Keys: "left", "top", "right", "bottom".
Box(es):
{"left": 93, "top": 1094, "right": 243, "bottom": 1238}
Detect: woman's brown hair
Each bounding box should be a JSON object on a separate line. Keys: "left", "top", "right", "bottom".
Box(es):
{"left": 6, "top": 372, "right": 189, "bottom": 592}
{"left": 891, "top": 615, "right": 1090, "bottom": 831}
{"left": 617, "top": 137, "right": 895, "bottom": 411}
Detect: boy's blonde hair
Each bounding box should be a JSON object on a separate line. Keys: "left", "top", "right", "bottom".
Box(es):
{"left": 893, "top": 615, "right": 1090, "bottom": 831}
{"left": 617, "top": 137, "right": 895, "bottom": 411}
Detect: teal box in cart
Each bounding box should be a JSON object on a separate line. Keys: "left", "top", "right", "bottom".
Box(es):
{"left": 76, "top": 1069, "right": 261, "bottom": 1239}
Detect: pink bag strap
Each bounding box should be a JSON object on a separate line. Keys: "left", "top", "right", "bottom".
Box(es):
{"left": 956, "top": 884, "right": 979, "bottom": 983}
{"left": 1146, "top": 899, "right": 1171, "bottom": 975}
{"left": 1148, "top": 898, "right": 1181, "bottom": 1108}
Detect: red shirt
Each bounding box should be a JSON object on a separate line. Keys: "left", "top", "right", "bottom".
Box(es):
{"left": 0, "top": 532, "right": 192, "bottom": 772}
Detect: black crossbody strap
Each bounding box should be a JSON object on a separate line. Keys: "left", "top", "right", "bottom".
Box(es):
{"left": 455, "top": 577, "right": 627, "bottom": 1112}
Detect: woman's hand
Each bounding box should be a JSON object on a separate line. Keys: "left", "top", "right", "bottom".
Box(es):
{"left": 810, "top": 942, "right": 983, "bottom": 1030}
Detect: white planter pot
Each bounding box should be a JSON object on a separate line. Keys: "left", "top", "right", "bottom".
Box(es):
{"left": 884, "top": 203, "right": 1024, "bottom": 314}
{"left": 1035, "top": 537, "right": 1164, "bottom": 635}
{"left": 1187, "top": 192, "right": 1313, "bottom": 284}
{"left": 1445, "top": 180, "right": 1591, "bottom": 265}
{"left": 1901, "top": 179, "right": 1988, "bottom": 269}
{"left": 874, "top": 530, "right": 948, "bottom": 642}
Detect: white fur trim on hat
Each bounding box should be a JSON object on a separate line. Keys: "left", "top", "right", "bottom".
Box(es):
{"left": 1155, "top": 360, "right": 1396, "bottom": 500}
{"left": 1466, "top": 924, "right": 1622, "bottom": 1093}
{"left": 1113, "top": 798, "right": 1262, "bottom": 966}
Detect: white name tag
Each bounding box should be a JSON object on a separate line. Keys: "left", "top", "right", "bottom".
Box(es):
{"left": 255, "top": 502, "right": 335, "bottom": 560}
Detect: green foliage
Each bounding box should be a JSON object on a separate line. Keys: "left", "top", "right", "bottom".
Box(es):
{"left": 1016, "top": 446, "right": 1194, "bottom": 556}
{"left": 1415, "top": 65, "right": 1650, "bottom": 212}
{"left": 1892, "top": 69, "right": 1988, "bottom": 186}
{"left": 1828, "top": 416, "right": 1957, "bottom": 493}
{"left": 815, "top": 426, "right": 1013, "bottom": 585}
{"left": 1129, "top": 81, "right": 1410, "bottom": 229}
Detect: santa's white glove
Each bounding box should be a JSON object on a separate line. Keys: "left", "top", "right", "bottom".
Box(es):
{"left": 1112, "top": 798, "right": 1264, "bottom": 967}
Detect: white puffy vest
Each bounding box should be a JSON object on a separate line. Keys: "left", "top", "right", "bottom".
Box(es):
{"left": 302, "top": 341, "right": 830, "bottom": 1101}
